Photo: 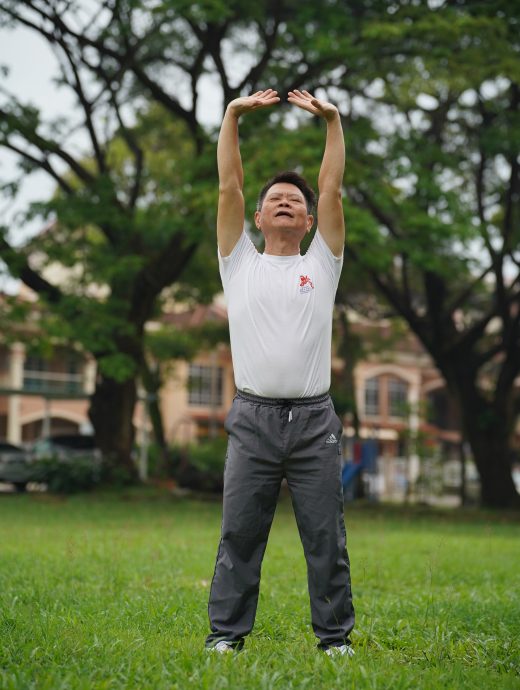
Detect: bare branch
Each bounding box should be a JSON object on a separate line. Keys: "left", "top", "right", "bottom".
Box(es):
{"left": 49, "top": 35, "right": 107, "bottom": 174}
{"left": 237, "top": 14, "right": 282, "bottom": 94}
{"left": 446, "top": 264, "right": 493, "bottom": 314}
{"left": 0, "top": 233, "right": 62, "bottom": 304}
{"left": 351, "top": 187, "right": 402, "bottom": 238}
{"left": 106, "top": 87, "right": 143, "bottom": 210}
{"left": 1, "top": 139, "right": 73, "bottom": 194}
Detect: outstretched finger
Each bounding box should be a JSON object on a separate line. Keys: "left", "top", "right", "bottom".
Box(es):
{"left": 254, "top": 96, "right": 280, "bottom": 109}
{"left": 288, "top": 91, "right": 315, "bottom": 106}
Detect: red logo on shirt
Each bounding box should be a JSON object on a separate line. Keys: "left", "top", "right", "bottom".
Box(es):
{"left": 299, "top": 275, "right": 314, "bottom": 293}
{"left": 299, "top": 275, "right": 314, "bottom": 289}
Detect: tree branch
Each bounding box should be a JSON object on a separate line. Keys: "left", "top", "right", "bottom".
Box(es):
{"left": 446, "top": 264, "right": 493, "bottom": 315}
{"left": 50, "top": 35, "right": 107, "bottom": 174}
{"left": 352, "top": 187, "right": 402, "bottom": 238}
{"left": 0, "top": 234, "right": 62, "bottom": 304}
{"left": 237, "top": 14, "right": 282, "bottom": 94}
{"left": 106, "top": 86, "right": 143, "bottom": 210}
{"left": 0, "top": 139, "right": 73, "bottom": 194}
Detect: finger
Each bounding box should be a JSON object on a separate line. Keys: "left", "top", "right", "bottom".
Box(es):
{"left": 294, "top": 89, "right": 313, "bottom": 101}
{"left": 251, "top": 89, "right": 274, "bottom": 98}
{"left": 255, "top": 97, "right": 280, "bottom": 108}
{"left": 287, "top": 92, "right": 308, "bottom": 104}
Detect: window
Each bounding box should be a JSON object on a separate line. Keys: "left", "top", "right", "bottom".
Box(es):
{"left": 188, "top": 364, "right": 223, "bottom": 406}
{"left": 23, "top": 354, "right": 83, "bottom": 394}
{"left": 364, "top": 377, "right": 380, "bottom": 417}
{"left": 388, "top": 377, "right": 408, "bottom": 418}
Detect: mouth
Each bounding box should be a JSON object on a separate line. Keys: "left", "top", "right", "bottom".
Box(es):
{"left": 275, "top": 211, "right": 294, "bottom": 218}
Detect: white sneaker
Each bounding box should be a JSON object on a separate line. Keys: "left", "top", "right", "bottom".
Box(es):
{"left": 325, "top": 644, "right": 355, "bottom": 658}
{"left": 207, "top": 640, "right": 234, "bottom": 653}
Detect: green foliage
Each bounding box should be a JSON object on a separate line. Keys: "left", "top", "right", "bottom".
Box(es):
{"left": 1, "top": 0, "right": 519, "bottom": 499}
{"left": 145, "top": 327, "right": 201, "bottom": 362}
{"left": 145, "top": 321, "right": 229, "bottom": 367}
{"left": 33, "top": 457, "right": 102, "bottom": 494}
{"left": 187, "top": 436, "right": 227, "bottom": 474}
{"left": 97, "top": 353, "right": 138, "bottom": 382}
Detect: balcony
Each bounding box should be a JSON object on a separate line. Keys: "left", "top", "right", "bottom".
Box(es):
{"left": 22, "top": 370, "right": 84, "bottom": 396}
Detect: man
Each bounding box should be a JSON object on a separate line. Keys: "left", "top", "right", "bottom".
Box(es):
{"left": 205, "top": 89, "right": 355, "bottom": 656}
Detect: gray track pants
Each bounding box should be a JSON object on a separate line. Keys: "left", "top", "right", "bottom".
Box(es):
{"left": 206, "top": 391, "right": 355, "bottom": 650}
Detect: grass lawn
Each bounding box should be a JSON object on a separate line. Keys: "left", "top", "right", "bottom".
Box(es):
{"left": 0, "top": 489, "right": 519, "bottom": 689}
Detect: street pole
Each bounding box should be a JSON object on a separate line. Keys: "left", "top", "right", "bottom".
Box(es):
{"left": 138, "top": 389, "right": 148, "bottom": 482}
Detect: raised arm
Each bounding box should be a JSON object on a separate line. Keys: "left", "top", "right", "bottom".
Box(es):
{"left": 287, "top": 90, "right": 346, "bottom": 257}
{"left": 217, "top": 89, "right": 279, "bottom": 257}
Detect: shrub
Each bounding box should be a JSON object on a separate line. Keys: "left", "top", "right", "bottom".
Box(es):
{"left": 188, "top": 437, "right": 228, "bottom": 474}
{"left": 170, "top": 437, "right": 228, "bottom": 493}
{"left": 33, "top": 456, "right": 102, "bottom": 494}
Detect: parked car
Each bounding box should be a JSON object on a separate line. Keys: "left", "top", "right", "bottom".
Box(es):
{"left": 32, "top": 434, "right": 102, "bottom": 461}
{"left": 0, "top": 441, "right": 33, "bottom": 492}
{"left": 30, "top": 434, "right": 103, "bottom": 493}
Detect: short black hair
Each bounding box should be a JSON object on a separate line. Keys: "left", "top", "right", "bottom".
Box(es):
{"left": 257, "top": 171, "right": 316, "bottom": 215}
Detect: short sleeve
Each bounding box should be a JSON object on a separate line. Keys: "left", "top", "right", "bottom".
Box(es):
{"left": 305, "top": 229, "right": 344, "bottom": 290}
{"left": 218, "top": 231, "right": 259, "bottom": 289}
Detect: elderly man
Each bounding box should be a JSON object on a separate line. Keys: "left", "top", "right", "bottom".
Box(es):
{"left": 205, "top": 89, "right": 355, "bottom": 657}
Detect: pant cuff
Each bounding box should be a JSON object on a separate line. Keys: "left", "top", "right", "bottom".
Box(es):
{"left": 317, "top": 638, "right": 352, "bottom": 651}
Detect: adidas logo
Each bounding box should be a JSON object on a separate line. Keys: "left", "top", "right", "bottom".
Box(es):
{"left": 325, "top": 433, "right": 338, "bottom": 444}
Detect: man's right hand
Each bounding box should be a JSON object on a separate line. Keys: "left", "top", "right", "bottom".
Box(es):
{"left": 227, "top": 89, "right": 280, "bottom": 118}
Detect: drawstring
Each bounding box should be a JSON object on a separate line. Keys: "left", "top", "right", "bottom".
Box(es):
{"left": 280, "top": 405, "right": 293, "bottom": 423}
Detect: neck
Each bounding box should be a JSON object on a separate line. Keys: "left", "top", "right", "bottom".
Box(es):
{"left": 264, "top": 235, "right": 301, "bottom": 256}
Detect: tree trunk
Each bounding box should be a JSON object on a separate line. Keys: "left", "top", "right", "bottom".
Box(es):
{"left": 459, "top": 439, "right": 468, "bottom": 507}
{"left": 89, "top": 375, "right": 138, "bottom": 482}
{"left": 456, "top": 392, "right": 520, "bottom": 509}
{"left": 141, "top": 359, "right": 169, "bottom": 476}
{"left": 466, "top": 431, "right": 520, "bottom": 509}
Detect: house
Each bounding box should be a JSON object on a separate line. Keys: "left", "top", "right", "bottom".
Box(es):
{"left": 4, "top": 291, "right": 510, "bottom": 502}
{"left": 0, "top": 296, "right": 463, "bottom": 452}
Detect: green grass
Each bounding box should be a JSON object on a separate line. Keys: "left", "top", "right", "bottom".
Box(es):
{"left": 0, "top": 489, "right": 519, "bottom": 689}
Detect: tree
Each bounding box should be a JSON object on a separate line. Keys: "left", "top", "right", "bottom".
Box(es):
{"left": 1, "top": 1, "right": 518, "bottom": 505}
{"left": 338, "top": 1, "right": 520, "bottom": 507}
{"left": 0, "top": 0, "right": 358, "bottom": 476}
{"left": 216, "top": 1, "right": 520, "bottom": 507}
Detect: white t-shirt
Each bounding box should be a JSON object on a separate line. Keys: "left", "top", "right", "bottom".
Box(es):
{"left": 218, "top": 229, "right": 343, "bottom": 398}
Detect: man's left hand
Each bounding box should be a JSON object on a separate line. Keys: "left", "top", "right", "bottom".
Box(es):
{"left": 287, "top": 90, "right": 339, "bottom": 122}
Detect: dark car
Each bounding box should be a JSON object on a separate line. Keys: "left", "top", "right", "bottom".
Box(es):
{"left": 0, "top": 441, "right": 33, "bottom": 492}
{"left": 32, "top": 434, "right": 101, "bottom": 461}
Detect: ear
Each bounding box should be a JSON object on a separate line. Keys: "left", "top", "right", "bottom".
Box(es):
{"left": 254, "top": 210, "right": 261, "bottom": 230}
{"left": 306, "top": 214, "right": 314, "bottom": 233}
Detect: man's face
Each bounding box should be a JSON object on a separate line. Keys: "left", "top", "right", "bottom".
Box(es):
{"left": 255, "top": 183, "right": 313, "bottom": 240}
